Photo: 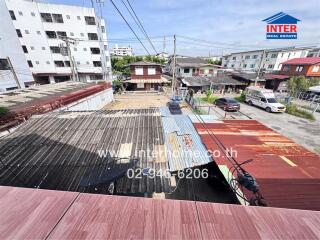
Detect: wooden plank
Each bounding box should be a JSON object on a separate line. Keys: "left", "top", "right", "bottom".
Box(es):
{"left": 48, "top": 193, "right": 202, "bottom": 240}
{"left": 0, "top": 186, "right": 78, "bottom": 240}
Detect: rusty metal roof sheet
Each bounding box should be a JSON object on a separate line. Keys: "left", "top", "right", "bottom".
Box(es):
{"left": 194, "top": 119, "right": 320, "bottom": 211}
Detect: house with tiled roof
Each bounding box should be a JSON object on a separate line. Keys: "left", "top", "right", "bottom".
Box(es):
{"left": 124, "top": 61, "right": 168, "bottom": 91}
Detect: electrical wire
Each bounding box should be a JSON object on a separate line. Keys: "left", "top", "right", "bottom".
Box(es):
{"left": 109, "top": 0, "right": 151, "bottom": 55}
{"left": 124, "top": 0, "right": 158, "bottom": 54}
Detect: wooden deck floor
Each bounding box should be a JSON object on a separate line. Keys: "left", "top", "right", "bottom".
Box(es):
{"left": 1, "top": 186, "right": 320, "bottom": 240}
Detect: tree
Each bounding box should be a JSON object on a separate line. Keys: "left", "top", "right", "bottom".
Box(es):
{"left": 287, "top": 76, "right": 309, "bottom": 93}
{"left": 307, "top": 77, "right": 320, "bottom": 88}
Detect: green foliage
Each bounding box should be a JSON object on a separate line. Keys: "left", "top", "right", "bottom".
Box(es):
{"left": 207, "top": 59, "right": 222, "bottom": 65}
{"left": 0, "top": 106, "right": 9, "bottom": 117}
{"left": 201, "top": 90, "right": 219, "bottom": 104}
{"left": 111, "top": 55, "right": 165, "bottom": 76}
{"left": 235, "top": 92, "right": 246, "bottom": 103}
{"left": 287, "top": 76, "right": 320, "bottom": 94}
{"left": 285, "top": 104, "right": 315, "bottom": 121}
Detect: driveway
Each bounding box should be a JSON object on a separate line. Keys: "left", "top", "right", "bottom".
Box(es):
{"left": 230, "top": 103, "right": 320, "bottom": 154}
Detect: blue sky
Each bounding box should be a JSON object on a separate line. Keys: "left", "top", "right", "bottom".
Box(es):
{"left": 48, "top": 0, "right": 320, "bottom": 56}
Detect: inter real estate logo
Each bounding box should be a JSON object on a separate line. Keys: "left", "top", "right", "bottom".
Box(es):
{"left": 262, "top": 12, "right": 300, "bottom": 39}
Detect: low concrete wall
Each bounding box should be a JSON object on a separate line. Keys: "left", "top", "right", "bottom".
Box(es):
{"left": 61, "top": 88, "right": 114, "bottom": 111}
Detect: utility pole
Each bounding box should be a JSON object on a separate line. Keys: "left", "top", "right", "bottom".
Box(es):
{"left": 7, "top": 57, "right": 21, "bottom": 89}
{"left": 256, "top": 49, "right": 265, "bottom": 86}
{"left": 60, "top": 37, "right": 78, "bottom": 82}
{"left": 163, "top": 36, "right": 166, "bottom": 54}
{"left": 171, "top": 34, "right": 176, "bottom": 98}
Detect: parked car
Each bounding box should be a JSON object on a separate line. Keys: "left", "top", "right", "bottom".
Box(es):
{"left": 245, "top": 86, "right": 286, "bottom": 113}
{"left": 167, "top": 101, "right": 182, "bottom": 115}
{"left": 215, "top": 98, "right": 240, "bottom": 111}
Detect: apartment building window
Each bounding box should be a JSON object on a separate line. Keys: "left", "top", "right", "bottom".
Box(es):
{"left": 101, "top": 26, "right": 105, "bottom": 33}
{"left": 41, "top": 13, "right": 53, "bottom": 22}
{"left": 50, "top": 46, "right": 60, "bottom": 54}
{"left": 0, "top": 59, "right": 10, "bottom": 70}
{"left": 243, "top": 64, "right": 247, "bottom": 68}
{"left": 232, "top": 57, "right": 236, "bottom": 60}
{"left": 9, "top": 10, "right": 16, "bottom": 20}
{"left": 184, "top": 68, "right": 190, "bottom": 73}
{"left": 46, "top": 31, "right": 57, "bottom": 38}
{"left": 85, "top": 16, "right": 96, "bottom": 25}
{"left": 88, "top": 33, "right": 98, "bottom": 40}
{"left": 74, "top": 47, "right": 77, "bottom": 51}
{"left": 18, "top": 11, "right": 23, "bottom": 16}
{"left": 35, "top": 61, "right": 39, "bottom": 64}
{"left": 57, "top": 31, "right": 67, "bottom": 38}
{"left": 253, "top": 55, "right": 258, "bottom": 59}
{"left": 54, "top": 61, "right": 64, "bottom": 67}
{"left": 16, "top": 29, "right": 22, "bottom": 38}
{"left": 250, "top": 64, "right": 255, "bottom": 68}
{"left": 30, "top": 46, "right": 35, "bottom": 50}
{"left": 104, "top": 45, "right": 108, "bottom": 50}
{"left": 46, "top": 61, "right": 50, "bottom": 64}
{"left": 245, "top": 55, "right": 250, "bottom": 59}
{"left": 267, "top": 64, "right": 274, "bottom": 69}
{"left": 83, "top": 48, "right": 87, "bottom": 51}
{"left": 271, "top": 53, "right": 277, "bottom": 58}
{"left": 80, "top": 33, "right": 84, "bottom": 37}
{"left": 148, "top": 67, "right": 156, "bottom": 75}
{"left": 77, "top": 16, "right": 81, "bottom": 20}
{"left": 106, "top": 56, "right": 109, "bottom": 62}
{"left": 135, "top": 66, "right": 143, "bottom": 75}
{"left": 37, "top": 31, "right": 41, "bottom": 35}
{"left": 25, "top": 30, "right": 29, "bottom": 34}
{"left": 231, "top": 64, "right": 234, "bottom": 68}
{"left": 90, "top": 75, "right": 102, "bottom": 80}
{"left": 27, "top": 60, "right": 33, "bottom": 68}
{"left": 52, "top": 14, "right": 64, "bottom": 23}
{"left": 90, "top": 48, "right": 100, "bottom": 54}
{"left": 42, "top": 47, "right": 46, "bottom": 50}
{"left": 22, "top": 46, "right": 28, "bottom": 53}
{"left": 66, "top": 15, "right": 70, "bottom": 19}
{"left": 31, "top": 12, "right": 36, "bottom": 17}
{"left": 64, "top": 61, "right": 71, "bottom": 67}
{"left": 93, "top": 61, "right": 102, "bottom": 67}
{"left": 77, "top": 61, "right": 80, "bottom": 65}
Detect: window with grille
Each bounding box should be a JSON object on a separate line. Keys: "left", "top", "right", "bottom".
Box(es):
{"left": 40, "top": 13, "right": 53, "bottom": 22}
{"left": 52, "top": 14, "right": 64, "bottom": 23}
{"left": 9, "top": 10, "right": 16, "bottom": 20}
{"left": 85, "top": 16, "right": 96, "bottom": 25}
{"left": 93, "top": 61, "right": 102, "bottom": 67}
{"left": 0, "top": 59, "right": 10, "bottom": 70}
{"left": 16, "top": 29, "right": 22, "bottom": 38}
{"left": 90, "top": 48, "right": 100, "bottom": 54}
{"left": 88, "top": 33, "right": 98, "bottom": 40}
{"left": 27, "top": 60, "right": 33, "bottom": 68}
{"left": 50, "top": 46, "right": 60, "bottom": 54}
{"left": 54, "top": 61, "right": 65, "bottom": 67}
{"left": 22, "top": 46, "right": 28, "bottom": 53}
{"left": 64, "top": 61, "right": 71, "bottom": 67}
{"left": 46, "top": 31, "right": 57, "bottom": 39}
{"left": 57, "top": 31, "right": 67, "bottom": 38}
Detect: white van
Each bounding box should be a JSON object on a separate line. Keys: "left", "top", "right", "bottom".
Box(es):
{"left": 245, "top": 86, "right": 286, "bottom": 113}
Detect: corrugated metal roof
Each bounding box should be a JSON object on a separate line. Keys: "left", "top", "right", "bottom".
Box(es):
{"left": 162, "top": 114, "right": 212, "bottom": 171}
{"left": 0, "top": 109, "right": 171, "bottom": 195}
{"left": 1, "top": 186, "right": 320, "bottom": 240}
{"left": 194, "top": 119, "right": 320, "bottom": 211}
{"left": 281, "top": 57, "right": 320, "bottom": 65}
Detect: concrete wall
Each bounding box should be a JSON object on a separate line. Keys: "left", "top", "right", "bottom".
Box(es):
{"left": 61, "top": 87, "right": 113, "bottom": 111}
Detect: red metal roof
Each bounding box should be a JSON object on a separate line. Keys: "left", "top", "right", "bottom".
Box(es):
{"left": 281, "top": 57, "right": 320, "bottom": 65}
{"left": 1, "top": 186, "right": 320, "bottom": 240}
{"left": 194, "top": 120, "right": 320, "bottom": 211}
{"left": 264, "top": 73, "right": 290, "bottom": 79}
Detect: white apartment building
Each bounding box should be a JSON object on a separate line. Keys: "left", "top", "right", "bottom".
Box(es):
{"left": 222, "top": 47, "right": 314, "bottom": 73}
{"left": 2, "top": 0, "right": 112, "bottom": 86}
{"left": 0, "top": 0, "right": 34, "bottom": 92}
{"left": 111, "top": 44, "right": 133, "bottom": 56}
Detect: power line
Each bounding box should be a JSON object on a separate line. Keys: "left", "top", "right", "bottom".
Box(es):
{"left": 110, "top": 0, "right": 151, "bottom": 55}
{"left": 124, "top": 0, "right": 158, "bottom": 55}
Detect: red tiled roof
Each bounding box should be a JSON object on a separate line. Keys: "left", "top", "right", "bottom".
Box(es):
{"left": 281, "top": 57, "right": 320, "bottom": 65}
{"left": 194, "top": 120, "right": 320, "bottom": 211}
{"left": 1, "top": 186, "right": 320, "bottom": 239}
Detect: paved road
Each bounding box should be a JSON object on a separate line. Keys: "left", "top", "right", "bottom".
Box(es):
{"left": 232, "top": 103, "right": 320, "bottom": 154}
